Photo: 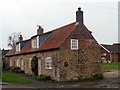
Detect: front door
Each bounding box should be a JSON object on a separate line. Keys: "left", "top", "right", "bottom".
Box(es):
{"left": 38, "top": 59, "right": 41, "bottom": 75}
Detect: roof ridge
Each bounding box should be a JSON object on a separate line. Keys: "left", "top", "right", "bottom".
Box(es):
{"left": 48, "top": 22, "right": 76, "bottom": 32}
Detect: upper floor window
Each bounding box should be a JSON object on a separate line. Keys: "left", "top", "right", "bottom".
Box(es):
{"left": 32, "top": 38, "right": 37, "bottom": 49}
{"left": 71, "top": 39, "right": 78, "bottom": 50}
{"left": 45, "top": 57, "right": 52, "bottom": 69}
{"left": 16, "top": 43, "right": 20, "bottom": 52}
{"left": 32, "top": 36, "right": 39, "bottom": 49}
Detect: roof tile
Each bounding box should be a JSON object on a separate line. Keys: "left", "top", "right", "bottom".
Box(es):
{"left": 6, "top": 22, "right": 76, "bottom": 56}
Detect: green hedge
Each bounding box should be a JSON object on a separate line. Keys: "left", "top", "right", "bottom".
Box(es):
{"left": 37, "top": 74, "right": 51, "bottom": 81}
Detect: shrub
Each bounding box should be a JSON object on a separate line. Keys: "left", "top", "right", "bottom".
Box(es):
{"left": 19, "top": 70, "right": 25, "bottom": 73}
{"left": 77, "top": 75, "right": 85, "bottom": 80}
{"left": 15, "top": 67, "right": 21, "bottom": 70}
{"left": 9, "top": 66, "right": 15, "bottom": 71}
{"left": 93, "top": 73, "right": 104, "bottom": 80}
{"left": 14, "top": 67, "right": 21, "bottom": 73}
{"left": 77, "top": 73, "right": 104, "bottom": 81}
{"left": 37, "top": 74, "right": 51, "bottom": 81}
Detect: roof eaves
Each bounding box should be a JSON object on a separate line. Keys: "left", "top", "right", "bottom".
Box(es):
{"left": 100, "top": 44, "right": 110, "bottom": 53}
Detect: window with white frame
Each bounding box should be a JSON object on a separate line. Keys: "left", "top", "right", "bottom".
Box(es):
{"left": 16, "top": 43, "right": 20, "bottom": 52}
{"left": 16, "top": 59, "right": 20, "bottom": 67}
{"left": 37, "top": 36, "right": 39, "bottom": 48}
{"left": 71, "top": 39, "right": 78, "bottom": 50}
{"left": 45, "top": 57, "right": 52, "bottom": 69}
{"left": 21, "top": 59, "right": 24, "bottom": 70}
{"left": 32, "top": 38, "right": 37, "bottom": 49}
{"left": 31, "top": 36, "right": 39, "bottom": 49}
{"left": 29, "top": 58, "right": 32, "bottom": 68}
{"left": 10, "top": 60, "right": 12, "bottom": 67}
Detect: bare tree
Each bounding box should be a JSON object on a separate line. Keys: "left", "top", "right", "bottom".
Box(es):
{"left": 8, "top": 32, "right": 21, "bottom": 48}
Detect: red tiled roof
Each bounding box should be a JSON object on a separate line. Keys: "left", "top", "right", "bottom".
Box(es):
{"left": 6, "top": 22, "right": 77, "bottom": 56}
{"left": 38, "top": 22, "right": 76, "bottom": 51}
{"left": 6, "top": 47, "right": 16, "bottom": 56}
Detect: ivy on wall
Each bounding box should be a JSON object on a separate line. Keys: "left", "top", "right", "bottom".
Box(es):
{"left": 31, "top": 56, "right": 38, "bottom": 75}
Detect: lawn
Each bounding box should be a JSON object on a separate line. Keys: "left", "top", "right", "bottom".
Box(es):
{"left": 101, "top": 62, "right": 120, "bottom": 71}
{"left": 2, "top": 71, "right": 32, "bottom": 84}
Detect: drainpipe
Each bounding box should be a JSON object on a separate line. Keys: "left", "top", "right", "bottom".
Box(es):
{"left": 110, "top": 53, "right": 112, "bottom": 62}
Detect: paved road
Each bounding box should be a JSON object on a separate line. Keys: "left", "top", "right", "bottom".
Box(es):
{"left": 2, "top": 70, "right": 119, "bottom": 89}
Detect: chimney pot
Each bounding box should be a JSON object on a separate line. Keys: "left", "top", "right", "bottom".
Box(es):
{"left": 76, "top": 7, "right": 84, "bottom": 24}
{"left": 37, "top": 25, "right": 44, "bottom": 35}
{"left": 19, "top": 35, "right": 23, "bottom": 42}
{"left": 78, "top": 7, "right": 81, "bottom": 11}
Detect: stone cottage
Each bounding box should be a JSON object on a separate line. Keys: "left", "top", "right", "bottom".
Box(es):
{"left": 6, "top": 8, "right": 101, "bottom": 81}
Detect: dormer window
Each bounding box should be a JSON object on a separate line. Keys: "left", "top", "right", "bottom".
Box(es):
{"left": 32, "top": 38, "right": 37, "bottom": 49}
{"left": 16, "top": 43, "right": 20, "bottom": 52}
{"left": 71, "top": 39, "right": 78, "bottom": 50}
{"left": 32, "top": 36, "right": 39, "bottom": 49}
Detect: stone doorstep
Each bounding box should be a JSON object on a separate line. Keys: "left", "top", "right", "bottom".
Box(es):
{"left": 98, "top": 85, "right": 110, "bottom": 88}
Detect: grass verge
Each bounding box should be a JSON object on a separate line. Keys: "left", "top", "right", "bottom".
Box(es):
{"left": 2, "top": 71, "right": 32, "bottom": 84}
{"left": 101, "top": 62, "right": 120, "bottom": 71}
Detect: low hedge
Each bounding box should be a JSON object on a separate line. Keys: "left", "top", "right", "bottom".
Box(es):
{"left": 37, "top": 74, "right": 51, "bottom": 81}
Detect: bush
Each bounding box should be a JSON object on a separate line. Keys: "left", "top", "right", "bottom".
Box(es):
{"left": 77, "top": 73, "right": 104, "bottom": 81}
{"left": 93, "top": 73, "right": 104, "bottom": 80}
{"left": 14, "top": 67, "right": 21, "bottom": 73}
{"left": 19, "top": 70, "right": 25, "bottom": 73}
{"left": 9, "top": 66, "right": 15, "bottom": 71}
{"left": 37, "top": 74, "right": 51, "bottom": 81}
{"left": 77, "top": 76, "right": 85, "bottom": 80}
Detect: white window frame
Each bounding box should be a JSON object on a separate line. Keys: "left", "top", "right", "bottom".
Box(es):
{"left": 37, "top": 36, "right": 39, "bottom": 48}
{"left": 32, "top": 38, "right": 37, "bottom": 49}
{"left": 16, "top": 59, "right": 20, "bottom": 67}
{"left": 21, "top": 59, "right": 24, "bottom": 70}
{"left": 71, "top": 39, "right": 78, "bottom": 50}
{"left": 32, "top": 36, "right": 39, "bottom": 49}
{"left": 45, "top": 57, "right": 52, "bottom": 69}
{"left": 29, "top": 58, "right": 32, "bottom": 68}
{"left": 10, "top": 60, "right": 12, "bottom": 67}
{"left": 16, "top": 43, "right": 20, "bottom": 52}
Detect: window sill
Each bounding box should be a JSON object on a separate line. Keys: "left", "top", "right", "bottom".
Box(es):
{"left": 45, "top": 68, "right": 52, "bottom": 70}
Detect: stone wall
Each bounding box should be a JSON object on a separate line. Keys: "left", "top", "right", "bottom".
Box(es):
{"left": 57, "top": 24, "right": 102, "bottom": 81}
{"left": 7, "top": 51, "right": 60, "bottom": 80}
{"left": 7, "top": 47, "right": 101, "bottom": 81}
{"left": 58, "top": 49, "right": 101, "bottom": 81}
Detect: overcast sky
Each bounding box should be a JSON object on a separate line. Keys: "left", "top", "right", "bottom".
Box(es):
{"left": 0, "top": 0, "right": 119, "bottom": 49}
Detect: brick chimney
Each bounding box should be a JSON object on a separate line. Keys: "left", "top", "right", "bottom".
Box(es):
{"left": 19, "top": 35, "right": 23, "bottom": 42}
{"left": 76, "top": 7, "right": 84, "bottom": 24}
{"left": 37, "top": 25, "right": 44, "bottom": 35}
